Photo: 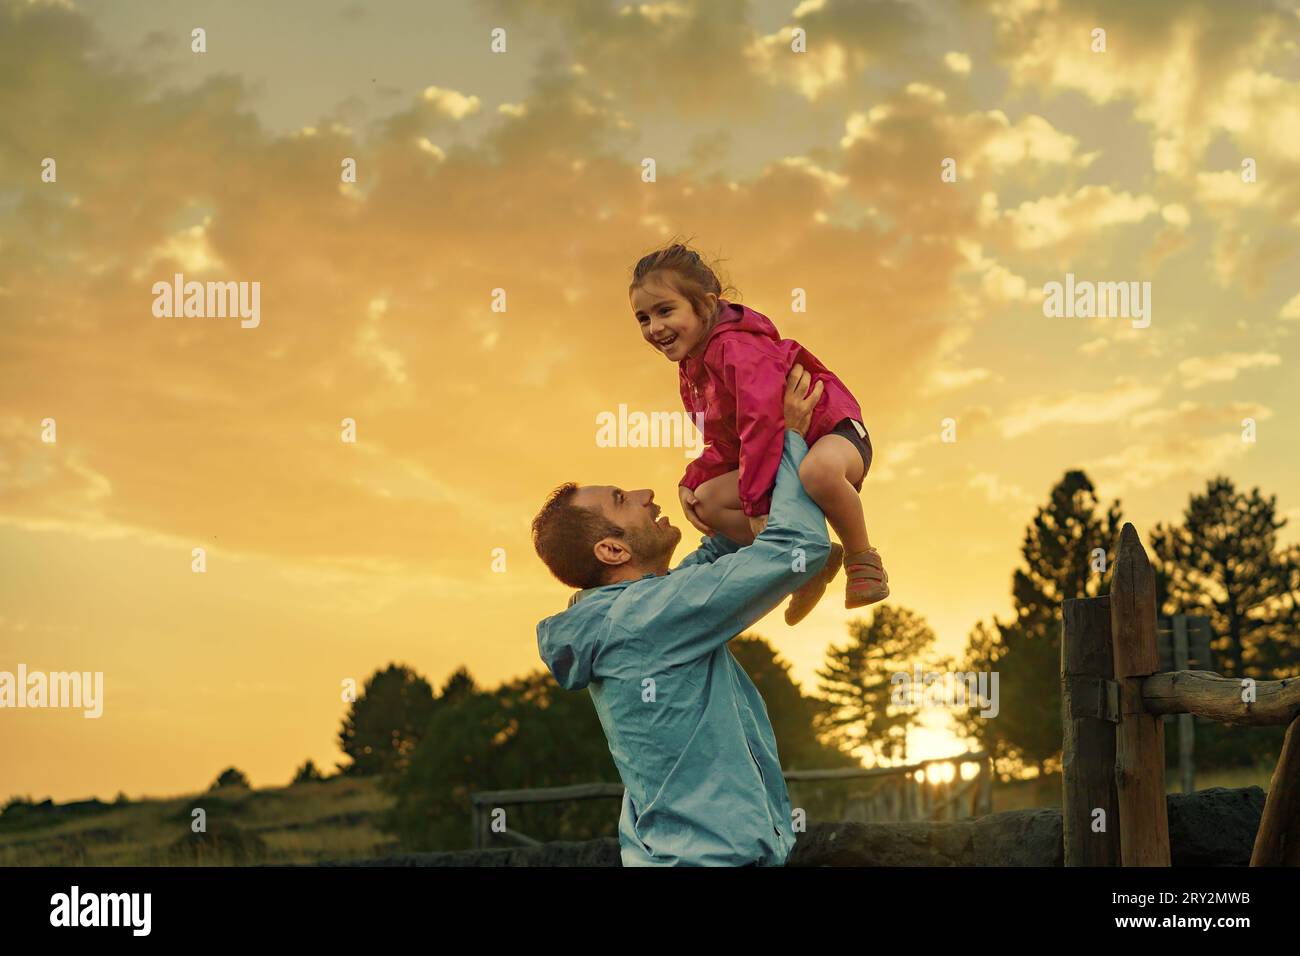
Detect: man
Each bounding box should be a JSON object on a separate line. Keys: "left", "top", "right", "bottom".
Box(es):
{"left": 530, "top": 366, "right": 831, "bottom": 866}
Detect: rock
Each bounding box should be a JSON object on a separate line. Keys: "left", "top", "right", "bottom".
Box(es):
{"left": 785, "top": 807, "right": 1063, "bottom": 866}
{"left": 1166, "top": 786, "right": 1265, "bottom": 866}
{"left": 971, "top": 808, "right": 1063, "bottom": 866}
{"left": 314, "top": 838, "right": 621, "bottom": 867}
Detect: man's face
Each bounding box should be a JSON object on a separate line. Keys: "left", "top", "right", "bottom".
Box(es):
{"left": 631, "top": 276, "right": 713, "bottom": 363}
{"left": 573, "top": 484, "right": 681, "bottom": 570}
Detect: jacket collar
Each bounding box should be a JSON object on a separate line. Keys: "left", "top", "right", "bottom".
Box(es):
{"left": 565, "top": 570, "right": 664, "bottom": 607}
{"left": 682, "top": 298, "right": 738, "bottom": 371}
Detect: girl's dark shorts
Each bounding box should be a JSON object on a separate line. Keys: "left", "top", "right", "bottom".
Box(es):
{"left": 829, "top": 418, "right": 872, "bottom": 491}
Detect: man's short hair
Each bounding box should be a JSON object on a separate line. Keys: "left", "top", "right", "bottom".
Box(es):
{"left": 532, "top": 483, "right": 625, "bottom": 590}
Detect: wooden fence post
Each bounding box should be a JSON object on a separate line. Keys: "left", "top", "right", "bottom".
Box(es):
{"left": 1250, "top": 714, "right": 1300, "bottom": 865}
{"left": 1062, "top": 594, "right": 1120, "bottom": 865}
{"left": 1173, "top": 615, "right": 1196, "bottom": 793}
{"left": 1111, "top": 523, "right": 1171, "bottom": 866}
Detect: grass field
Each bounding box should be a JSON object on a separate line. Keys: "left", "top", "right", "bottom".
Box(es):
{"left": 0, "top": 776, "right": 398, "bottom": 867}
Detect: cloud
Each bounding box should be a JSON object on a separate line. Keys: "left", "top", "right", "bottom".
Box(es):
{"left": 839, "top": 93, "right": 1091, "bottom": 185}
{"left": 420, "top": 86, "right": 481, "bottom": 120}
{"left": 0, "top": 0, "right": 973, "bottom": 577}
{"left": 5, "top": 0, "right": 1295, "bottom": 589}
{"left": 944, "top": 51, "right": 972, "bottom": 75}
{"left": 870, "top": 406, "right": 993, "bottom": 482}
{"left": 1084, "top": 431, "right": 1253, "bottom": 494}
{"left": 1000, "top": 380, "right": 1163, "bottom": 438}
{"left": 1280, "top": 292, "right": 1300, "bottom": 321}
{"left": 1130, "top": 400, "right": 1273, "bottom": 429}
{"left": 1177, "top": 352, "right": 1281, "bottom": 389}
{"left": 968, "top": 471, "right": 1031, "bottom": 506}
{"left": 974, "top": 0, "right": 1300, "bottom": 290}
{"left": 755, "top": 0, "right": 924, "bottom": 102}
{"left": 925, "top": 367, "right": 994, "bottom": 394}
{"left": 1001, "top": 185, "right": 1160, "bottom": 251}
{"left": 975, "top": 0, "right": 1294, "bottom": 172}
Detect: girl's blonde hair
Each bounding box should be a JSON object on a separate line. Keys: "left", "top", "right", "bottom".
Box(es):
{"left": 628, "top": 238, "right": 740, "bottom": 329}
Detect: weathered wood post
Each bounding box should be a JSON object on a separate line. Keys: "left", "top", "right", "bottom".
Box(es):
{"left": 471, "top": 794, "right": 497, "bottom": 849}
{"left": 1173, "top": 615, "right": 1196, "bottom": 793}
{"left": 1062, "top": 594, "right": 1120, "bottom": 865}
{"left": 1250, "top": 713, "right": 1300, "bottom": 865}
{"left": 1111, "top": 523, "right": 1171, "bottom": 866}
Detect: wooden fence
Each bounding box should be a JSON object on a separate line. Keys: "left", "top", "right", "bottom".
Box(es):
{"left": 789, "top": 752, "right": 993, "bottom": 824}
{"left": 1061, "top": 522, "right": 1300, "bottom": 866}
{"left": 470, "top": 752, "right": 993, "bottom": 848}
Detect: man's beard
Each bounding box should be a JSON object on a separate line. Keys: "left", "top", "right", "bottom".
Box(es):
{"left": 624, "top": 523, "right": 680, "bottom": 568}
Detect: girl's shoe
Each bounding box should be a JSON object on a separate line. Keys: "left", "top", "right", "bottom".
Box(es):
{"left": 844, "top": 548, "right": 889, "bottom": 608}
{"left": 784, "top": 543, "right": 844, "bottom": 626}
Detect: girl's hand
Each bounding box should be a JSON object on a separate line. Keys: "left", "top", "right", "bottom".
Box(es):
{"left": 679, "top": 486, "right": 714, "bottom": 536}
{"left": 748, "top": 514, "right": 769, "bottom": 538}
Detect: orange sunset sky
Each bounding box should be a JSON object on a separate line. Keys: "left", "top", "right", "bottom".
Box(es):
{"left": 2, "top": 0, "right": 1300, "bottom": 801}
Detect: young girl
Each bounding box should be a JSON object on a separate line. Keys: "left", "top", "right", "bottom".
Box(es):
{"left": 628, "top": 242, "right": 888, "bottom": 624}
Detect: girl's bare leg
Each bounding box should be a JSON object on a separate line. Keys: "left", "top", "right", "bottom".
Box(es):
{"left": 691, "top": 470, "right": 754, "bottom": 544}
{"left": 798, "top": 435, "right": 869, "bottom": 553}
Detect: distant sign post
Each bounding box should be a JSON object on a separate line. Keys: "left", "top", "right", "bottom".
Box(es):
{"left": 1156, "top": 615, "right": 1215, "bottom": 793}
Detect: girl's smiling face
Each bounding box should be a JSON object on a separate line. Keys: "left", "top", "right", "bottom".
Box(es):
{"left": 631, "top": 275, "right": 717, "bottom": 362}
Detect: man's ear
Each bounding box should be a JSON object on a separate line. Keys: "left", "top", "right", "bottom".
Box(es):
{"left": 593, "top": 536, "right": 632, "bottom": 568}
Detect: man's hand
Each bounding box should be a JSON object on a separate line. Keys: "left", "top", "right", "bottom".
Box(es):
{"left": 679, "top": 485, "right": 714, "bottom": 536}
{"left": 783, "top": 363, "right": 824, "bottom": 437}
{"left": 748, "top": 514, "right": 769, "bottom": 539}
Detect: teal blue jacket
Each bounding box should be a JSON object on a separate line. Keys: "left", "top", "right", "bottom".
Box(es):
{"left": 536, "top": 431, "right": 831, "bottom": 866}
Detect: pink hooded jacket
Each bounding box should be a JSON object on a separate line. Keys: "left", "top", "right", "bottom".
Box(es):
{"left": 679, "top": 299, "right": 863, "bottom": 517}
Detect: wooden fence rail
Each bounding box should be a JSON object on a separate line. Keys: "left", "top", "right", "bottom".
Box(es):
{"left": 470, "top": 752, "right": 993, "bottom": 848}
{"left": 1061, "top": 521, "right": 1300, "bottom": 867}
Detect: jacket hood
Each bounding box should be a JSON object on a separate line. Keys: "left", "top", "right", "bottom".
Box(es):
{"left": 715, "top": 299, "right": 781, "bottom": 343}
{"left": 683, "top": 299, "right": 780, "bottom": 372}
{"left": 536, "top": 584, "right": 624, "bottom": 690}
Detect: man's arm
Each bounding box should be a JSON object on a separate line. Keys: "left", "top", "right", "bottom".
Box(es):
{"left": 615, "top": 430, "right": 829, "bottom": 667}
{"left": 671, "top": 533, "right": 742, "bottom": 570}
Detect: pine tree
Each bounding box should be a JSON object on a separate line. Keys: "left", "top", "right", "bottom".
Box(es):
{"left": 1150, "top": 476, "right": 1300, "bottom": 679}
{"left": 337, "top": 663, "right": 437, "bottom": 776}
{"left": 292, "top": 759, "right": 325, "bottom": 784}
{"left": 952, "top": 619, "right": 1007, "bottom": 763}
{"left": 438, "top": 666, "right": 478, "bottom": 704}
{"left": 815, "top": 605, "right": 937, "bottom": 764}
{"left": 957, "top": 470, "right": 1122, "bottom": 777}
{"left": 1148, "top": 478, "right": 1300, "bottom": 769}
{"left": 727, "top": 634, "right": 856, "bottom": 771}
